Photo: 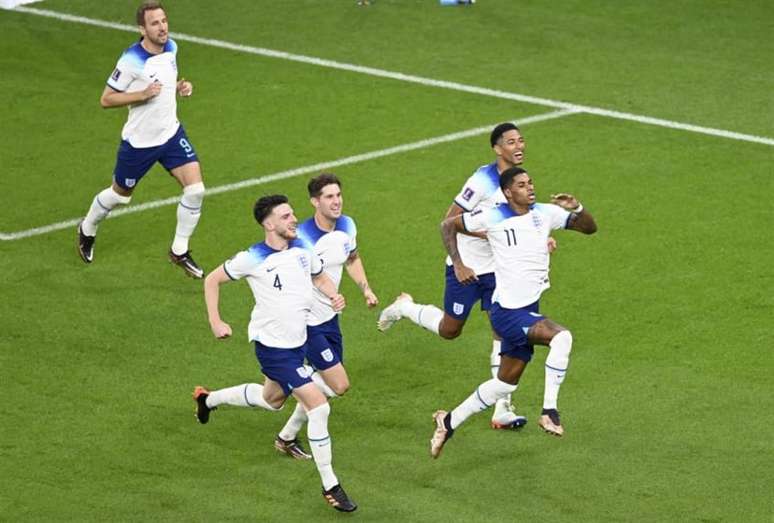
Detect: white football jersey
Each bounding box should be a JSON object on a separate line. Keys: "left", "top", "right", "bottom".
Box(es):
{"left": 463, "top": 203, "right": 571, "bottom": 308}
{"left": 447, "top": 162, "right": 506, "bottom": 275}
{"left": 297, "top": 215, "right": 357, "bottom": 326}
{"left": 106, "top": 38, "right": 180, "bottom": 148}
{"left": 224, "top": 239, "right": 323, "bottom": 348}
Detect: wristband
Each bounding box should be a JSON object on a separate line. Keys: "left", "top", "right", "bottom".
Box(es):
{"left": 571, "top": 203, "right": 584, "bottom": 213}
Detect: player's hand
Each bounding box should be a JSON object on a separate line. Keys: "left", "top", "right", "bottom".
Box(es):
{"left": 547, "top": 237, "right": 558, "bottom": 253}
{"left": 142, "top": 81, "right": 162, "bottom": 100}
{"left": 363, "top": 288, "right": 379, "bottom": 308}
{"left": 453, "top": 263, "right": 478, "bottom": 285}
{"left": 210, "top": 319, "right": 232, "bottom": 339}
{"left": 550, "top": 193, "right": 580, "bottom": 211}
{"left": 330, "top": 293, "right": 346, "bottom": 312}
{"left": 177, "top": 78, "right": 193, "bottom": 97}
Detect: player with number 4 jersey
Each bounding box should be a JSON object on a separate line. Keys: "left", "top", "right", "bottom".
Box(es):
{"left": 193, "top": 194, "right": 357, "bottom": 512}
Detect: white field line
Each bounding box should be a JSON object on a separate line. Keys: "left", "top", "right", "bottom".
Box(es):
{"left": 12, "top": 6, "right": 774, "bottom": 148}
{"left": 0, "top": 109, "right": 579, "bottom": 241}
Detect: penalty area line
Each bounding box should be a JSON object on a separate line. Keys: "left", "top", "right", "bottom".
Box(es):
{"left": 0, "top": 108, "right": 579, "bottom": 242}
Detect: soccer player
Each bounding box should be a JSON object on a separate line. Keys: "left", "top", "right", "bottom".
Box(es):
{"left": 76, "top": 1, "right": 205, "bottom": 278}
{"left": 429, "top": 167, "right": 597, "bottom": 458}
{"left": 192, "top": 195, "right": 357, "bottom": 512}
{"left": 378, "top": 123, "right": 537, "bottom": 429}
{"left": 274, "top": 173, "right": 379, "bottom": 460}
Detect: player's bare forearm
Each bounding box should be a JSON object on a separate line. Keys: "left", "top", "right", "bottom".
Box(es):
{"left": 100, "top": 84, "right": 160, "bottom": 109}
{"left": 204, "top": 266, "right": 232, "bottom": 333}
{"left": 443, "top": 202, "right": 465, "bottom": 220}
{"left": 345, "top": 254, "right": 378, "bottom": 307}
{"left": 313, "top": 272, "right": 345, "bottom": 311}
{"left": 204, "top": 267, "right": 233, "bottom": 339}
{"left": 440, "top": 217, "right": 463, "bottom": 263}
{"left": 567, "top": 209, "right": 597, "bottom": 234}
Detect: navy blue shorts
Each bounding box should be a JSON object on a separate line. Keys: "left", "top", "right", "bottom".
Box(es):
{"left": 254, "top": 341, "right": 312, "bottom": 396}
{"left": 306, "top": 315, "right": 344, "bottom": 371}
{"left": 489, "top": 301, "right": 545, "bottom": 363}
{"left": 113, "top": 125, "right": 198, "bottom": 190}
{"left": 443, "top": 265, "right": 496, "bottom": 320}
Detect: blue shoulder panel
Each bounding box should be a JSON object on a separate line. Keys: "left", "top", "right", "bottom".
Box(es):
{"left": 335, "top": 215, "right": 356, "bottom": 237}
{"left": 165, "top": 38, "right": 177, "bottom": 54}
{"left": 247, "top": 242, "right": 277, "bottom": 264}
{"left": 491, "top": 203, "right": 520, "bottom": 224}
{"left": 289, "top": 237, "right": 315, "bottom": 254}
{"left": 297, "top": 218, "right": 325, "bottom": 245}
{"left": 471, "top": 162, "right": 500, "bottom": 196}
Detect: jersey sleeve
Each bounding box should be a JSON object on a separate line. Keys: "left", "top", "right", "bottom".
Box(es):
{"left": 348, "top": 218, "right": 358, "bottom": 253}
{"left": 310, "top": 251, "right": 324, "bottom": 276}
{"left": 453, "top": 173, "right": 489, "bottom": 212}
{"left": 106, "top": 54, "right": 139, "bottom": 92}
{"left": 460, "top": 208, "right": 490, "bottom": 233}
{"left": 223, "top": 250, "right": 260, "bottom": 280}
{"left": 537, "top": 203, "right": 572, "bottom": 230}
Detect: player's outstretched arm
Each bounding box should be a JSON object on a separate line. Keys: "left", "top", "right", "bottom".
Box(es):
{"left": 204, "top": 265, "right": 233, "bottom": 339}
{"left": 551, "top": 193, "right": 598, "bottom": 235}
{"left": 100, "top": 83, "right": 161, "bottom": 109}
{"left": 440, "top": 215, "right": 478, "bottom": 285}
{"left": 345, "top": 252, "right": 378, "bottom": 308}
{"left": 313, "top": 272, "right": 346, "bottom": 312}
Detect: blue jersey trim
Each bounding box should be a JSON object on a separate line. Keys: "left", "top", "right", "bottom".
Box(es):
{"left": 247, "top": 242, "right": 278, "bottom": 264}
{"left": 297, "top": 215, "right": 356, "bottom": 245}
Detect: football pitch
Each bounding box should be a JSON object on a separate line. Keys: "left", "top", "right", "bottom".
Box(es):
{"left": 1, "top": 1, "right": 772, "bottom": 520}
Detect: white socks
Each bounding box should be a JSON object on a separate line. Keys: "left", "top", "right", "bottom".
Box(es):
{"left": 205, "top": 383, "right": 280, "bottom": 411}
{"left": 490, "top": 340, "right": 514, "bottom": 416}
{"left": 279, "top": 370, "right": 336, "bottom": 441}
{"left": 278, "top": 402, "right": 308, "bottom": 441}
{"left": 171, "top": 182, "right": 205, "bottom": 255}
{"left": 81, "top": 187, "right": 132, "bottom": 236}
{"left": 400, "top": 301, "right": 443, "bottom": 334}
{"left": 450, "top": 378, "right": 517, "bottom": 430}
{"left": 543, "top": 330, "right": 573, "bottom": 410}
{"left": 307, "top": 403, "right": 338, "bottom": 490}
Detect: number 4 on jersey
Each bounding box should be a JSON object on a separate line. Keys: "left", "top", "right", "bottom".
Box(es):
{"left": 273, "top": 274, "right": 282, "bottom": 291}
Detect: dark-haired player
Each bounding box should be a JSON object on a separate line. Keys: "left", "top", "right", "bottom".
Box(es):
{"left": 379, "top": 123, "right": 533, "bottom": 429}
{"left": 274, "top": 173, "right": 378, "bottom": 461}
{"left": 193, "top": 194, "right": 357, "bottom": 512}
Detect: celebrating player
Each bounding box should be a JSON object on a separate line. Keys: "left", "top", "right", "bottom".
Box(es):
{"left": 77, "top": 1, "right": 206, "bottom": 278}
{"left": 429, "top": 167, "right": 597, "bottom": 458}
{"left": 378, "top": 123, "right": 538, "bottom": 429}
{"left": 274, "top": 173, "right": 378, "bottom": 460}
{"left": 193, "top": 195, "right": 357, "bottom": 512}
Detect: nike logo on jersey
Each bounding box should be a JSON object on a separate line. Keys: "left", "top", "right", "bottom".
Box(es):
{"left": 266, "top": 267, "right": 278, "bottom": 272}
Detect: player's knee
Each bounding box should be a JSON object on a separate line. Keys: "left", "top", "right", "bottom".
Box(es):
{"left": 438, "top": 320, "right": 464, "bottom": 339}
{"left": 182, "top": 182, "right": 205, "bottom": 205}
{"left": 553, "top": 330, "right": 573, "bottom": 351}
{"left": 331, "top": 380, "right": 349, "bottom": 396}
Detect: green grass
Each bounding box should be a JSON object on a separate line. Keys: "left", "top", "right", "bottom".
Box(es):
{"left": 1, "top": 1, "right": 773, "bottom": 521}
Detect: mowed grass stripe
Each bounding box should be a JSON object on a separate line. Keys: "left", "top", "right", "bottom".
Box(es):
{"left": 0, "top": 109, "right": 578, "bottom": 240}
{"left": 14, "top": 5, "right": 774, "bottom": 148}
